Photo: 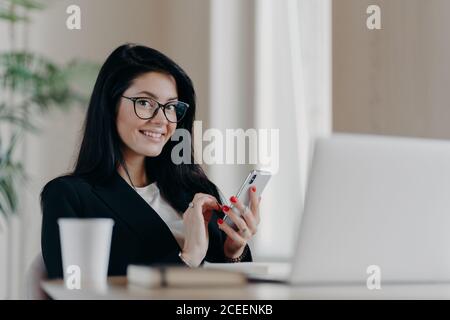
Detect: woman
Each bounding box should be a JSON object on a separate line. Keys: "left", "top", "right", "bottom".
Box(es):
{"left": 41, "top": 44, "right": 261, "bottom": 279}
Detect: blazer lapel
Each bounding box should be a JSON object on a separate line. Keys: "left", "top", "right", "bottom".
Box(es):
{"left": 92, "top": 172, "right": 181, "bottom": 260}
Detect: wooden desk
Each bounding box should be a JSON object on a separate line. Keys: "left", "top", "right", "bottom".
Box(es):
{"left": 41, "top": 277, "right": 450, "bottom": 300}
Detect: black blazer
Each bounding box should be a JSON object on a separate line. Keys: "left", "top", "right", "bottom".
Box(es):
{"left": 41, "top": 172, "right": 252, "bottom": 279}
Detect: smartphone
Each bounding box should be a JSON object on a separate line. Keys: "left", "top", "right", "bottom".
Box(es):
{"left": 223, "top": 169, "right": 272, "bottom": 229}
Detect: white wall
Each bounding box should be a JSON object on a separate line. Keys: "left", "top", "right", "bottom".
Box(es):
{"left": 209, "top": 0, "right": 256, "bottom": 202}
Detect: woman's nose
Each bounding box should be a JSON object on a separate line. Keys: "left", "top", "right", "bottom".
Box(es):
{"left": 151, "top": 107, "right": 168, "bottom": 124}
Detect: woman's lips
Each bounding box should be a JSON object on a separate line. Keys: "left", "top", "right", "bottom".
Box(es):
{"left": 139, "top": 130, "right": 165, "bottom": 142}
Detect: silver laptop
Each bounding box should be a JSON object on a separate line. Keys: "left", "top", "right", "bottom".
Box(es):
{"left": 252, "top": 134, "right": 450, "bottom": 285}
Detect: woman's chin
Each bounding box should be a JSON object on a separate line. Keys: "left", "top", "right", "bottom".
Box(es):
{"left": 139, "top": 146, "right": 163, "bottom": 158}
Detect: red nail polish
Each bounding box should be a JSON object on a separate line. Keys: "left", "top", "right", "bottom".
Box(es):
{"left": 222, "top": 205, "right": 230, "bottom": 213}
{"left": 218, "top": 218, "right": 223, "bottom": 225}
{"left": 251, "top": 186, "right": 256, "bottom": 192}
{"left": 230, "top": 196, "right": 238, "bottom": 203}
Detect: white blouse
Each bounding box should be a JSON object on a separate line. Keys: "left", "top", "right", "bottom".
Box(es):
{"left": 134, "top": 182, "right": 185, "bottom": 249}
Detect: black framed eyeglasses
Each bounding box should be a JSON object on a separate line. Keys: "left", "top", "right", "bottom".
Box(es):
{"left": 121, "top": 95, "right": 189, "bottom": 123}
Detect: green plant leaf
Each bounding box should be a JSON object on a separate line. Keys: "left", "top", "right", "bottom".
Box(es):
{"left": 0, "top": 9, "right": 29, "bottom": 22}
{"left": 0, "top": 133, "right": 24, "bottom": 216}
{"left": 7, "top": 0, "right": 46, "bottom": 10}
{"left": 0, "top": 179, "right": 17, "bottom": 213}
{"left": 0, "top": 52, "right": 98, "bottom": 113}
{"left": 0, "top": 103, "right": 37, "bottom": 131}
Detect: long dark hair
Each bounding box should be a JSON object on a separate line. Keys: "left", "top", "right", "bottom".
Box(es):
{"left": 73, "top": 44, "right": 223, "bottom": 213}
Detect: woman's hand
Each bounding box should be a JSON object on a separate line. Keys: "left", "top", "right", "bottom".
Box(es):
{"left": 181, "top": 193, "right": 221, "bottom": 267}
{"left": 218, "top": 186, "right": 261, "bottom": 260}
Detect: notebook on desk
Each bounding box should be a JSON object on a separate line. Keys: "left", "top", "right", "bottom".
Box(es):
{"left": 127, "top": 264, "right": 247, "bottom": 288}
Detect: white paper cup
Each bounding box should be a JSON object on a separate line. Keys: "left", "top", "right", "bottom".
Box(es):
{"left": 57, "top": 218, "right": 114, "bottom": 290}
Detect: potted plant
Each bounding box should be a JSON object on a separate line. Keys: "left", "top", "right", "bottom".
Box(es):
{"left": 0, "top": 0, "right": 98, "bottom": 298}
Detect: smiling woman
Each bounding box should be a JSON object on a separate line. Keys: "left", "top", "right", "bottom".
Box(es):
{"left": 40, "top": 44, "right": 260, "bottom": 280}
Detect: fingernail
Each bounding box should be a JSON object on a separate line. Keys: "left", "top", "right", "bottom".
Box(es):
{"left": 230, "top": 196, "right": 238, "bottom": 203}
{"left": 222, "top": 205, "right": 230, "bottom": 213}
{"left": 251, "top": 186, "right": 256, "bottom": 192}
{"left": 218, "top": 218, "right": 223, "bottom": 225}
